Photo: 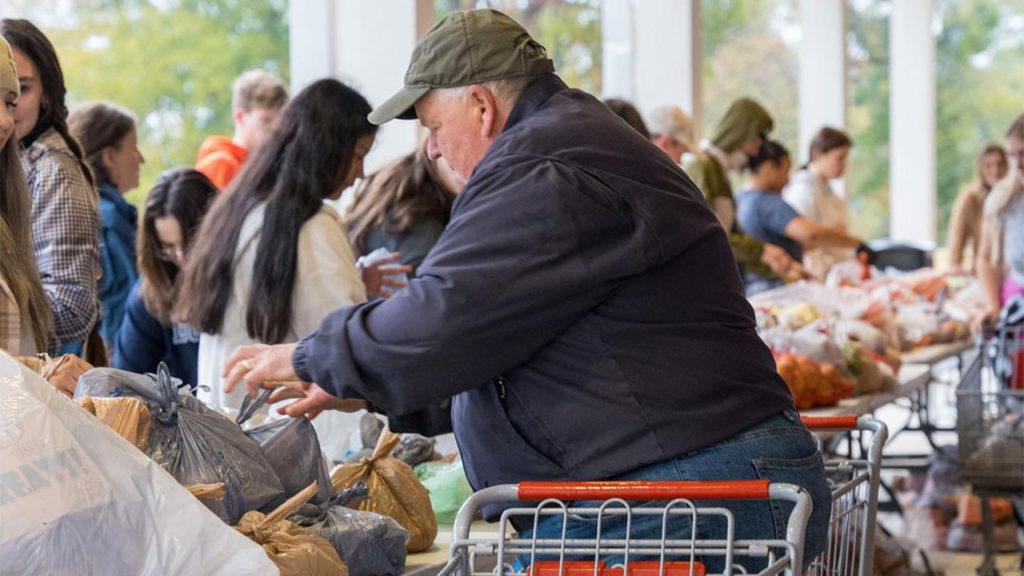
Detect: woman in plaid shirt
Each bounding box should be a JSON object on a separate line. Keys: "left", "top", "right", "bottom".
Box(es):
{"left": 2, "top": 19, "right": 101, "bottom": 354}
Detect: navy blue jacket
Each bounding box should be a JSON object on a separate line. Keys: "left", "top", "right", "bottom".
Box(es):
{"left": 98, "top": 182, "right": 138, "bottom": 345}
{"left": 113, "top": 281, "right": 200, "bottom": 389}
{"left": 294, "top": 75, "right": 792, "bottom": 496}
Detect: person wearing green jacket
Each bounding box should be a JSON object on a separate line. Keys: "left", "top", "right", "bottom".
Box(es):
{"left": 683, "top": 97, "right": 797, "bottom": 282}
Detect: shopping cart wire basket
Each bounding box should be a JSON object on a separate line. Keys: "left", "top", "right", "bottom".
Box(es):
{"left": 440, "top": 480, "right": 813, "bottom": 576}
{"left": 801, "top": 415, "right": 889, "bottom": 576}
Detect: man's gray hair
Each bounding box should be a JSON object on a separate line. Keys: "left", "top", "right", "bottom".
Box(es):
{"left": 436, "top": 75, "right": 540, "bottom": 108}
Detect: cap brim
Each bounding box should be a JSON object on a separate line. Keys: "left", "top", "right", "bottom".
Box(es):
{"left": 368, "top": 85, "right": 431, "bottom": 125}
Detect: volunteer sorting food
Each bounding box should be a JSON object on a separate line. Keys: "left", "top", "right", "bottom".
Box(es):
{"left": 223, "top": 8, "right": 830, "bottom": 564}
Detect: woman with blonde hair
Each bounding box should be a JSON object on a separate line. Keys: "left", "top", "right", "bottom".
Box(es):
{"left": 1, "top": 35, "right": 89, "bottom": 395}
{"left": 977, "top": 113, "right": 1024, "bottom": 326}
{"left": 2, "top": 19, "right": 102, "bottom": 361}
{"left": 947, "top": 144, "right": 1008, "bottom": 272}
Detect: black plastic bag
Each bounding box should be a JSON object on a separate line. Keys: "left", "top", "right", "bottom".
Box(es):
{"left": 360, "top": 412, "right": 385, "bottom": 448}
{"left": 292, "top": 484, "right": 410, "bottom": 576}
{"left": 75, "top": 364, "right": 285, "bottom": 524}
{"left": 237, "top": 389, "right": 333, "bottom": 505}
{"left": 393, "top": 434, "right": 436, "bottom": 467}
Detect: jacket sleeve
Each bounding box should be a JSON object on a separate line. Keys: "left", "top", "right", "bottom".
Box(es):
{"left": 729, "top": 231, "right": 768, "bottom": 272}
{"left": 29, "top": 155, "right": 101, "bottom": 349}
{"left": 112, "top": 284, "right": 169, "bottom": 374}
{"left": 293, "top": 159, "right": 653, "bottom": 416}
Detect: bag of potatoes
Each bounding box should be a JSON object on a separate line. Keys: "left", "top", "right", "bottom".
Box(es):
{"left": 77, "top": 396, "right": 151, "bottom": 451}
{"left": 235, "top": 483, "right": 348, "bottom": 576}
{"left": 331, "top": 428, "right": 437, "bottom": 552}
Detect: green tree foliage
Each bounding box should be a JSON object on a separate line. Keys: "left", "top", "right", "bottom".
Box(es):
{"left": 847, "top": 0, "right": 891, "bottom": 239}
{"left": 934, "top": 0, "right": 1024, "bottom": 243}
{"left": 848, "top": 0, "right": 1023, "bottom": 242}
{"left": 702, "top": 0, "right": 799, "bottom": 175}
{"left": 436, "top": 0, "right": 602, "bottom": 95}
{"left": 4, "top": 0, "right": 289, "bottom": 207}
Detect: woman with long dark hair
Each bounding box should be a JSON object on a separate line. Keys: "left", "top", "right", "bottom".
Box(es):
{"left": 1, "top": 19, "right": 102, "bottom": 361}
{"left": 177, "top": 79, "right": 398, "bottom": 427}
{"left": 347, "top": 141, "right": 459, "bottom": 273}
{"left": 112, "top": 169, "right": 215, "bottom": 388}
{"left": 69, "top": 101, "right": 145, "bottom": 345}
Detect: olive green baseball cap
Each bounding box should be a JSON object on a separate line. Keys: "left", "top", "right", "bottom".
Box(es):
{"left": 368, "top": 9, "right": 554, "bottom": 125}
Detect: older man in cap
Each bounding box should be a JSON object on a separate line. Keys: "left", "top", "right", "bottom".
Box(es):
{"left": 224, "top": 9, "right": 828, "bottom": 564}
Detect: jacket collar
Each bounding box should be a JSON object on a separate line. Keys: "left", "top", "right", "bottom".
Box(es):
{"left": 99, "top": 181, "right": 137, "bottom": 220}
{"left": 503, "top": 74, "right": 568, "bottom": 132}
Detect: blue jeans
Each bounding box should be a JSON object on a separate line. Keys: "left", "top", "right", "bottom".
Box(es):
{"left": 518, "top": 409, "right": 830, "bottom": 572}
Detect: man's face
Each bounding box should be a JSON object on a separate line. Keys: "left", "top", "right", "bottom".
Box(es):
{"left": 236, "top": 105, "right": 280, "bottom": 151}
{"left": 415, "top": 88, "right": 497, "bottom": 185}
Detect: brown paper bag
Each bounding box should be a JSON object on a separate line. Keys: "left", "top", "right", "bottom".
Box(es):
{"left": 235, "top": 482, "right": 348, "bottom": 576}
{"left": 331, "top": 428, "right": 437, "bottom": 552}
{"left": 77, "top": 396, "right": 151, "bottom": 451}
{"left": 186, "top": 483, "right": 226, "bottom": 501}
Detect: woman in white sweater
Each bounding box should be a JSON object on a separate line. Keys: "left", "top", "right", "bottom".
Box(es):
{"left": 176, "top": 80, "right": 404, "bottom": 456}
{"left": 783, "top": 127, "right": 854, "bottom": 278}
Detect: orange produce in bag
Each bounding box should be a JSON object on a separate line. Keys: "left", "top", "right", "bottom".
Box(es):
{"left": 236, "top": 483, "right": 348, "bottom": 576}
{"left": 331, "top": 428, "right": 438, "bottom": 552}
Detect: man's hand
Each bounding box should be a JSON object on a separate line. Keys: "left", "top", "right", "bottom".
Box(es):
{"left": 223, "top": 343, "right": 302, "bottom": 398}
{"left": 761, "top": 243, "right": 798, "bottom": 277}
{"left": 271, "top": 384, "right": 368, "bottom": 420}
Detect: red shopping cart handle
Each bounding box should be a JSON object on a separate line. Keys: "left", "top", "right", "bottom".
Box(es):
{"left": 517, "top": 480, "right": 771, "bottom": 502}
{"left": 530, "top": 561, "right": 706, "bottom": 576}
{"left": 800, "top": 415, "right": 858, "bottom": 430}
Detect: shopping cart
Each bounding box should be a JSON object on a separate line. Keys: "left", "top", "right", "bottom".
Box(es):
{"left": 800, "top": 416, "right": 889, "bottom": 576}
{"left": 956, "top": 315, "right": 1024, "bottom": 575}
{"left": 438, "top": 480, "right": 813, "bottom": 576}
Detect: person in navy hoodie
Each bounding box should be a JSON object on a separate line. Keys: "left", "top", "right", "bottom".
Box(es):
{"left": 68, "top": 101, "right": 145, "bottom": 346}
{"left": 112, "top": 169, "right": 215, "bottom": 389}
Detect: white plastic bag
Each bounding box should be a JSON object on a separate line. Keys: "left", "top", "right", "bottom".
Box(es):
{"left": 0, "top": 351, "right": 278, "bottom": 576}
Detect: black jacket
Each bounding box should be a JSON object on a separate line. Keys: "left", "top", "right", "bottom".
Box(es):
{"left": 295, "top": 74, "right": 792, "bottom": 497}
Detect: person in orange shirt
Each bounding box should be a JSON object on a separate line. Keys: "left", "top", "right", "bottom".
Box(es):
{"left": 195, "top": 69, "right": 288, "bottom": 190}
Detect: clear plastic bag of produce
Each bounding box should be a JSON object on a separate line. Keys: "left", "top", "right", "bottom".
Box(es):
{"left": 238, "top": 388, "right": 333, "bottom": 506}
{"left": 415, "top": 459, "right": 474, "bottom": 525}
{"left": 0, "top": 351, "right": 278, "bottom": 575}
{"left": 74, "top": 364, "right": 285, "bottom": 524}
{"left": 291, "top": 483, "right": 409, "bottom": 576}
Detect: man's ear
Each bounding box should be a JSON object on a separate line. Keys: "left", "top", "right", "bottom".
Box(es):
{"left": 466, "top": 85, "right": 499, "bottom": 139}
{"left": 654, "top": 134, "right": 672, "bottom": 151}
{"left": 233, "top": 107, "right": 247, "bottom": 126}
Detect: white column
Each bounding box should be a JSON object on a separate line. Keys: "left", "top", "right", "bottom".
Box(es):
{"left": 289, "top": 0, "right": 432, "bottom": 172}
{"left": 797, "top": 0, "right": 847, "bottom": 163}
{"left": 889, "top": 0, "right": 936, "bottom": 244}
{"left": 288, "top": 0, "right": 335, "bottom": 93}
{"left": 632, "top": 0, "right": 702, "bottom": 137}
{"left": 601, "top": 0, "right": 634, "bottom": 100}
